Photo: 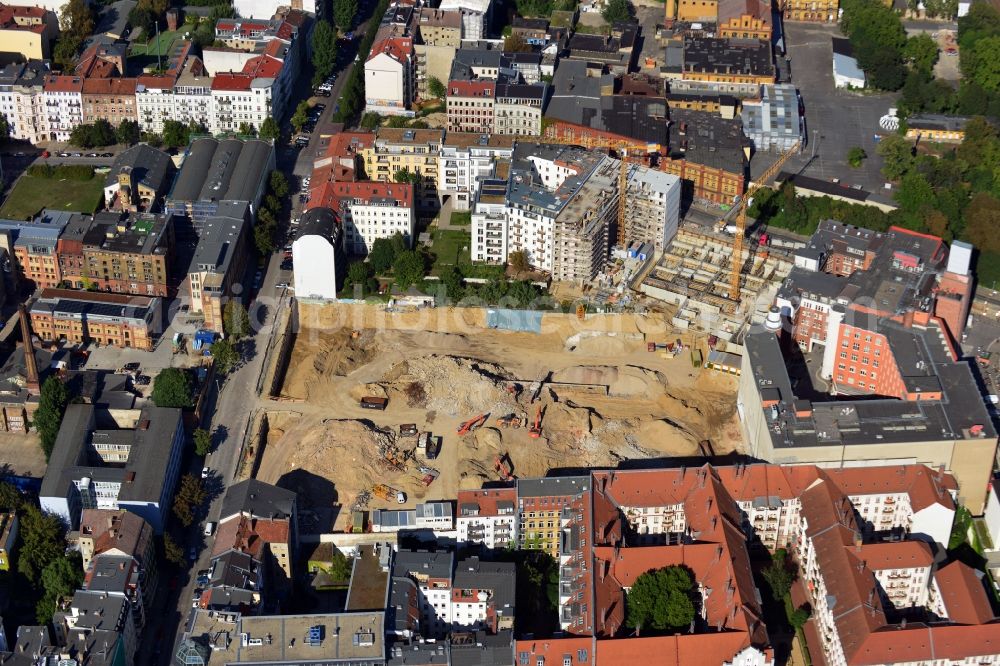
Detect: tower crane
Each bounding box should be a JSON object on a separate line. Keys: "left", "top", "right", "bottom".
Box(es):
{"left": 720, "top": 140, "right": 801, "bottom": 300}
{"left": 537, "top": 126, "right": 660, "bottom": 247}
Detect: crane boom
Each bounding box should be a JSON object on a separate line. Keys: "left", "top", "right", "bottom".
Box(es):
{"left": 727, "top": 140, "right": 801, "bottom": 299}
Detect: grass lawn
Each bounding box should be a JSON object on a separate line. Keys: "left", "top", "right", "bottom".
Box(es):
{"left": 0, "top": 174, "right": 105, "bottom": 220}
{"left": 130, "top": 29, "right": 181, "bottom": 57}
{"left": 429, "top": 228, "right": 471, "bottom": 274}
{"left": 449, "top": 211, "right": 471, "bottom": 226}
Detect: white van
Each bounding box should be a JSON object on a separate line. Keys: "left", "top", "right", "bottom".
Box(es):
{"left": 204, "top": 522, "right": 215, "bottom": 536}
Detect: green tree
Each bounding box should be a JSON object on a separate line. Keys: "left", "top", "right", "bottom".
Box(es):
{"left": 503, "top": 32, "right": 532, "bottom": 52}
{"left": 762, "top": 549, "right": 796, "bottom": 601}
{"left": 963, "top": 35, "right": 1000, "bottom": 92}
{"left": 440, "top": 265, "right": 465, "bottom": 300}
{"left": 254, "top": 223, "right": 276, "bottom": 254}
{"left": 91, "top": 119, "right": 116, "bottom": 146}
{"left": 346, "top": 261, "right": 372, "bottom": 286}
{"left": 163, "top": 533, "right": 185, "bottom": 567}
{"left": 625, "top": 566, "right": 696, "bottom": 632}
{"left": 427, "top": 77, "right": 446, "bottom": 99}
{"left": 847, "top": 146, "right": 867, "bottom": 168}
{"left": 393, "top": 250, "right": 427, "bottom": 288}
{"left": 35, "top": 377, "right": 69, "bottom": 461}
{"left": 393, "top": 168, "right": 420, "bottom": 184}
{"left": 312, "top": 21, "right": 338, "bottom": 87}
{"left": 210, "top": 338, "right": 239, "bottom": 374}
{"left": 223, "top": 300, "right": 251, "bottom": 340}
{"left": 334, "top": 0, "right": 357, "bottom": 31}
{"left": 36, "top": 554, "right": 83, "bottom": 624}
{"left": 904, "top": 33, "right": 939, "bottom": 73}
{"left": 508, "top": 250, "right": 530, "bottom": 274}
{"left": 17, "top": 504, "right": 66, "bottom": 581}
{"left": 172, "top": 473, "right": 207, "bottom": 527}
{"left": 193, "top": 428, "right": 212, "bottom": 456}
{"left": 360, "top": 112, "right": 382, "bottom": 130}
{"left": 116, "top": 119, "right": 140, "bottom": 146}
{"left": 259, "top": 117, "right": 281, "bottom": 141}
{"left": 269, "top": 170, "right": 290, "bottom": 198}
{"left": 877, "top": 134, "right": 915, "bottom": 180}
{"left": 0, "top": 113, "right": 9, "bottom": 142}
{"left": 788, "top": 604, "right": 811, "bottom": 630}
{"left": 69, "top": 124, "right": 96, "bottom": 149}
{"left": 0, "top": 481, "right": 21, "bottom": 511}
{"left": 327, "top": 549, "right": 352, "bottom": 581}
{"left": 60, "top": 0, "right": 95, "bottom": 37}
{"left": 151, "top": 367, "right": 194, "bottom": 408}
{"left": 964, "top": 192, "right": 1000, "bottom": 253}
{"left": 238, "top": 121, "right": 257, "bottom": 137}
{"left": 162, "top": 120, "right": 190, "bottom": 148}
{"left": 291, "top": 101, "right": 310, "bottom": 133}
{"left": 369, "top": 236, "right": 400, "bottom": 273}
{"left": 602, "top": 0, "right": 632, "bottom": 23}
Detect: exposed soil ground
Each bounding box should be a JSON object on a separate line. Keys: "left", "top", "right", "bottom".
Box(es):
{"left": 257, "top": 325, "right": 742, "bottom": 531}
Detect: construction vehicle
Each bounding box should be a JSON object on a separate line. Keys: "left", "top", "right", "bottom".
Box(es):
{"left": 457, "top": 414, "right": 488, "bottom": 436}
{"left": 528, "top": 405, "right": 544, "bottom": 439}
{"left": 426, "top": 435, "right": 442, "bottom": 460}
{"left": 494, "top": 453, "right": 515, "bottom": 482}
{"left": 416, "top": 432, "right": 430, "bottom": 450}
{"left": 647, "top": 342, "right": 668, "bottom": 352}
{"left": 496, "top": 414, "right": 524, "bottom": 428}
{"left": 399, "top": 424, "right": 418, "bottom": 437}
{"left": 373, "top": 484, "right": 407, "bottom": 504}
{"left": 716, "top": 140, "right": 801, "bottom": 300}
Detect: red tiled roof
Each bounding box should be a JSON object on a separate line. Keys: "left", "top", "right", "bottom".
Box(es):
{"left": 212, "top": 72, "right": 252, "bottom": 91}
{"left": 514, "top": 637, "right": 593, "bottom": 666}
{"left": 82, "top": 77, "right": 137, "bottom": 95}
{"left": 935, "top": 561, "right": 995, "bottom": 625}
{"left": 854, "top": 541, "right": 934, "bottom": 570}
{"left": 137, "top": 73, "right": 175, "bottom": 89}
{"left": 263, "top": 38, "right": 287, "bottom": 59}
{"left": 824, "top": 465, "right": 956, "bottom": 512}
{"left": 368, "top": 36, "right": 412, "bottom": 63}
{"left": 43, "top": 74, "right": 83, "bottom": 93}
{"left": 448, "top": 79, "right": 494, "bottom": 97}
{"left": 456, "top": 488, "right": 517, "bottom": 517}
{"left": 308, "top": 180, "right": 414, "bottom": 213}
{"left": 212, "top": 515, "right": 290, "bottom": 560}
{"left": 273, "top": 20, "right": 295, "bottom": 40}
{"left": 77, "top": 58, "right": 118, "bottom": 79}
{"left": 243, "top": 54, "right": 283, "bottom": 79}
{"left": 595, "top": 634, "right": 766, "bottom": 666}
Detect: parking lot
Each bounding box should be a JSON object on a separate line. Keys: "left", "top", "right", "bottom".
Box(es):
{"left": 760, "top": 22, "right": 900, "bottom": 190}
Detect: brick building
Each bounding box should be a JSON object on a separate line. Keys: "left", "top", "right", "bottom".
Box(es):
{"left": 29, "top": 288, "right": 161, "bottom": 350}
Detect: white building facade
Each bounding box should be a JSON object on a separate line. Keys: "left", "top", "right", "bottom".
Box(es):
{"left": 292, "top": 207, "right": 341, "bottom": 301}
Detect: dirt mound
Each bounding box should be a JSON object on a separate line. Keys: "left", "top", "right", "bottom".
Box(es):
{"left": 282, "top": 329, "right": 380, "bottom": 399}
{"left": 636, "top": 418, "right": 700, "bottom": 455}
{"left": 551, "top": 364, "right": 667, "bottom": 397}
{"left": 378, "top": 355, "right": 521, "bottom": 417}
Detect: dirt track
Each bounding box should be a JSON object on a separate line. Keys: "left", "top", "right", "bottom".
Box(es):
{"left": 257, "top": 310, "right": 743, "bottom": 532}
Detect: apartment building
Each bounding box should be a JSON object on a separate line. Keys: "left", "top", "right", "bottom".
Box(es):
{"left": 446, "top": 79, "right": 494, "bottom": 133}
{"left": 438, "top": 0, "right": 492, "bottom": 40}
{"left": 57, "top": 212, "right": 174, "bottom": 296}
{"left": 493, "top": 81, "right": 544, "bottom": 135}
{"left": 0, "top": 3, "right": 57, "bottom": 60}
{"left": 661, "top": 108, "right": 748, "bottom": 203}
{"left": 365, "top": 33, "right": 414, "bottom": 116}
{"left": 0, "top": 213, "right": 65, "bottom": 288}
{"left": 363, "top": 128, "right": 443, "bottom": 211}
{"left": 307, "top": 180, "right": 415, "bottom": 255}
{"left": 81, "top": 77, "right": 138, "bottom": 126}
{"left": 187, "top": 201, "right": 251, "bottom": 333}
{"left": 172, "top": 55, "right": 213, "bottom": 129}
{"left": 0, "top": 60, "right": 47, "bottom": 143}
{"left": 665, "top": 0, "right": 718, "bottom": 22}
{"left": 78, "top": 509, "right": 156, "bottom": 579}
{"left": 29, "top": 288, "right": 162, "bottom": 350}
{"left": 53, "top": 590, "right": 137, "bottom": 665}
{"left": 213, "top": 479, "right": 297, "bottom": 586}
{"left": 438, "top": 132, "right": 514, "bottom": 211}
{"left": 517, "top": 476, "right": 591, "bottom": 557}
{"left": 456, "top": 488, "right": 518, "bottom": 548}
{"left": 624, "top": 164, "right": 681, "bottom": 252}
{"left": 39, "top": 404, "right": 185, "bottom": 533}
{"left": 41, "top": 74, "right": 84, "bottom": 142}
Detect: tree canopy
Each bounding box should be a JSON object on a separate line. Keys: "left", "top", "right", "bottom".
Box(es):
{"left": 334, "top": 0, "right": 358, "bottom": 31}
{"left": 259, "top": 117, "right": 281, "bottom": 141}
{"left": 602, "top": 0, "right": 632, "bottom": 23}
{"left": 223, "top": 300, "right": 251, "bottom": 340}
{"left": 427, "top": 77, "right": 446, "bottom": 99}
{"left": 37, "top": 553, "right": 83, "bottom": 623}
{"left": 35, "top": 377, "right": 70, "bottom": 461}
{"left": 312, "top": 21, "right": 338, "bottom": 87}
{"left": 625, "top": 566, "right": 697, "bottom": 632}
{"left": 193, "top": 428, "right": 212, "bottom": 456}
{"left": 18, "top": 504, "right": 67, "bottom": 581}
{"left": 151, "top": 368, "right": 194, "bottom": 408}
{"left": 172, "top": 473, "right": 207, "bottom": 526}
{"left": 368, "top": 233, "right": 407, "bottom": 273}
{"left": 393, "top": 250, "right": 427, "bottom": 289}
{"left": 116, "top": 119, "right": 141, "bottom": 146}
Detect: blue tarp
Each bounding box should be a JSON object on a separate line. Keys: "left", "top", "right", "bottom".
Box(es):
{"left": 486, "top": 309, "right": 543, "bottom": 333}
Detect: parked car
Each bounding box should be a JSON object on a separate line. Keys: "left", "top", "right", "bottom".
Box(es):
{"left": 187, "top": 547, "right": 197, "bottom": 562}
{"left": 123, "top": 362, "right": 140, "bottom": 371}
{"left": 280, "top": 260, "right": 293, "bottom": 271}
{"left": 203, "top": 522, "right": 215, "bottom": 536}
{"left": 86, "top": 152, "right": 98, "bottom": 157}
{"left": 100, "top": 152, "right": 113, "bottom": 157}
{"left": 134, "top": 375, "right": 150, "bottom": 386}
{"left": 201, "top": 466, "right": 210, "bottom": 479}
{"left": 58, "top": 152, "right": 70, "bottom": 157}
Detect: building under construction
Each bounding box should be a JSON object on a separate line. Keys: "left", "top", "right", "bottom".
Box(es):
{"left": 636, "top": 223, "right": 795, "bottom": 341}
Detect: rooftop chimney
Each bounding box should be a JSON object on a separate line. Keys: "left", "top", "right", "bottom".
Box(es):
{"left": 18, "top": 305, "right": 39, "bottom": 394}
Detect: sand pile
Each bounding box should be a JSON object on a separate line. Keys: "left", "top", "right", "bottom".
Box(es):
{"left": 550, "top": 364, "right": 668, "bottom": 397}
{"left": 378, "top": 355, "right": 522, "bottom": 417}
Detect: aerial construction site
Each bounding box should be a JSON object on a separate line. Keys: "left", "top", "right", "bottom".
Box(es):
{"left": 253, "top": 305, "right": 743, "bottom": 533}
